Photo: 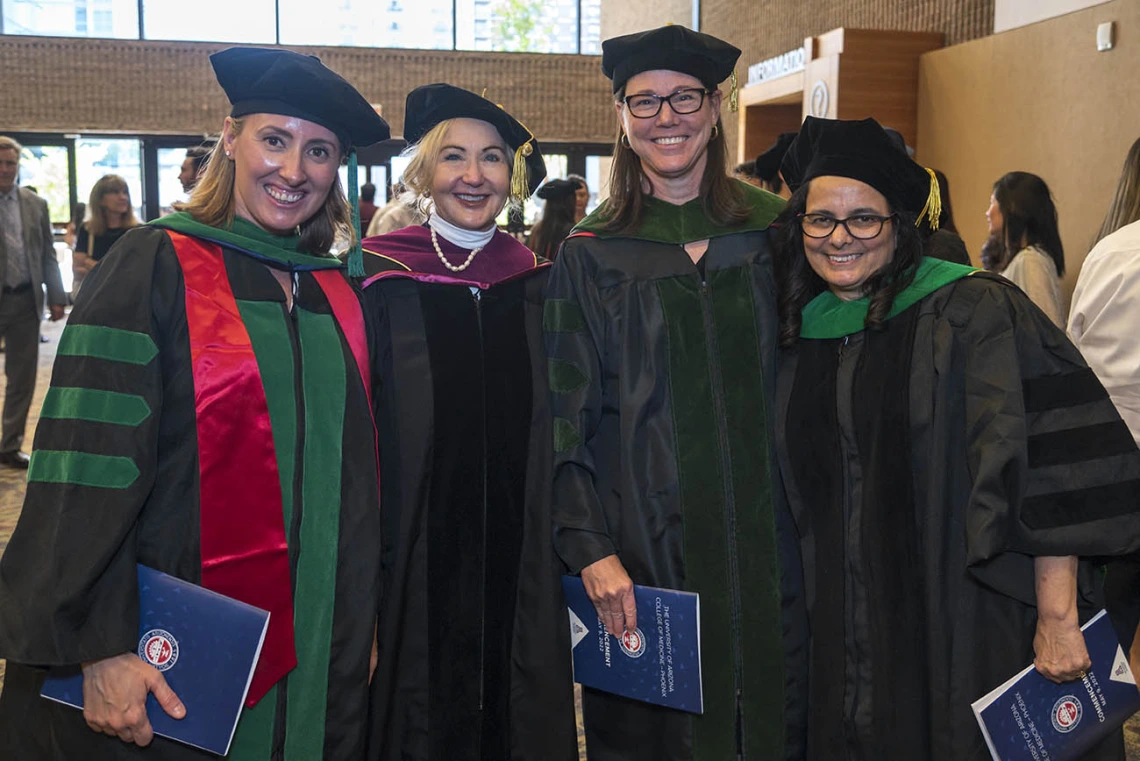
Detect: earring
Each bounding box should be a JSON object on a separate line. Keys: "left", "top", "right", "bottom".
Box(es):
{"left": 225, "top": 151, "right": 232, "bottom": 159}
{"left": 710, "top": 125, "right": 720, "bottom": 140}
{"left": 620, "top": 133, "right": 631, "bottom": 148}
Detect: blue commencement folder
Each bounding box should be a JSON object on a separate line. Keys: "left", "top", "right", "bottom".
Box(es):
{"left": 41, "top": 565, "right": 270, "bottom": 756}
{"left": 562, "top": 575, "right": 703, "bottom": 713}
{"left": 972, "top": 609, "right": 1140, "bottom": 761}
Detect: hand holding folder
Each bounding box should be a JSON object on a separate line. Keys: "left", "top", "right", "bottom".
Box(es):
{"left": 81, "top": 652, "right": 186, "bottom": 746}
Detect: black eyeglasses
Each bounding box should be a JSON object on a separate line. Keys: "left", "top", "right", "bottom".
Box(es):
{"left": 797, "top": 212, "right": 896, "bottom": 239}
{"left": 623, "top": 88, "right": 711, "bottom": 119}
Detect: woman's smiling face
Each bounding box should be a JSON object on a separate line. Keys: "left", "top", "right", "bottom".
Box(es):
{"left": 802, "top": 176, "right": 897, "bottom": 301}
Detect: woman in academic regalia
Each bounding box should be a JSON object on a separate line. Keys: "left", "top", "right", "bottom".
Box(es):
{"left": 528, "top": 178, "right": 579, "bottom": 259}
{"left": 357, "top": 84, "right": 578, "bottom": 761}
{"left": 0, "top": 47, "right": 388, "bottom": 760}
{"left": 543, "top": 24, "right": 806, "bottom": 761}
{"left": 772, "top": 115, "right": 1140, "bottom": 761}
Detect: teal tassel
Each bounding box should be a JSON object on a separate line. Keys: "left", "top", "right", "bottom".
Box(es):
{"left": 347, "top": 149, "right": 365, "bottom": 278}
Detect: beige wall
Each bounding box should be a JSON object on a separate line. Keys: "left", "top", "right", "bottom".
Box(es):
{"left": 915, "top": 0, "right": 1139, "bottom": 303}
{"left": 994, "top": 0, "right": 1113, "bottom": 32}
{"left": 0, "top": 36, "right": 613, "bottom": 143}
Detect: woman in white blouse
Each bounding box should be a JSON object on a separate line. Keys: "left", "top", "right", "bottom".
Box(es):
{"left": 985, "top": 171, "right": 1066, "bottom": 325}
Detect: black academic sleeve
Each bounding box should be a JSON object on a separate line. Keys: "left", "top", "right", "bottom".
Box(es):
{"left": 543, "top": 240, "right": 618, "bottom": 574}
{"left": 0, "top": 227, "right": 180, "bottom": 666}
{"left": 959, "top": 277, "right": 1140, "bottom": 604}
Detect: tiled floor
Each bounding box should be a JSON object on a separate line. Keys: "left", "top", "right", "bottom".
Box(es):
{"left": 0, "top": 315, "right": 1134, "bottom": 759}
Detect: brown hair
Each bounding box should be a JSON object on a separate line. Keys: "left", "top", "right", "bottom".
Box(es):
{"left": 86, "top": 174, "right": 140, "bottom": 236}
{"left": 598, "top": 87, "right": 751, "bottom": 235}
{"left": 1094, "top": 137, "right": 1140, "bottom": 245}
{"left": 182, "top": 116, "right": 351, "bottom": 255}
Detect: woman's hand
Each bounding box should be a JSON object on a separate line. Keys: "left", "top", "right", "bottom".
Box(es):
{"left": 82, "top": 653, "right": 185, "bottom": 746}
{"left": 580, "top": 554, "right": 637, "bottom": 637}
{"left": 1034, "top": 615, "right": 1092, "bottom": 683}
{"left": 1033, "top": 555, "right": 1091, "bottom": 683}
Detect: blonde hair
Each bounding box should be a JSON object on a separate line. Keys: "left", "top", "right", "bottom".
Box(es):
{"left": 182, "top": 116, "right": 352, "bottom": 254}
{"left": 86, "top": 174, "right": 140, "bottom": 236}
{"left": 1094, "top": 137, "right": 1140, "bottom": 245}
{"left": 0, "top": 135, "right": 22, "bottom": 155}
{"left": 399, "top": 118, "right": 517, "bottom": 218}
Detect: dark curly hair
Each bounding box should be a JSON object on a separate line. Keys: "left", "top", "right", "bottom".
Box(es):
{"left": 774, "top": 182, "right": 925, "bottom": 347}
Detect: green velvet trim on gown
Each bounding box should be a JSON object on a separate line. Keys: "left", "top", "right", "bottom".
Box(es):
{"left": 152, "top": 212, "right": 343, "bottom": 270}
{"left": 573, "top": 182, "right": 785, "bottom": 244}
{"left": 799, "top": 258, "right": 976, "bottom": 339}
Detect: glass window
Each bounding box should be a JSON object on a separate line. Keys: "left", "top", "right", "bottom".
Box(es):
{"left": 369, "top": 165, "right": 388, "bottom": 201}
{"left": 17, "top": 145, "right": 71, "bottom": 224}
{"left": 456, "top": 0, "right": 578, "bottom": 53}
{"left": 586, "top": 154, "right": 609, "bottom": 211}
{"left": 142, "top": 0, "right": 275, "bottom": 42}
{"left": 3, "top": 0, "right": 138, "bottom": 38}
{"left": 76, "top": 138, "right": 144, "bottom": 221}
{"left": 278, "top": 0, "right": 453, "bottom": 49}
{"left": 390, "top": 155, "right": 413, "bottom": 191}
{"left": 579, "top": 0, "right": 601, "bottom": 54}
{"left": 156, "top": 147, "right": 191, "bottom": 217}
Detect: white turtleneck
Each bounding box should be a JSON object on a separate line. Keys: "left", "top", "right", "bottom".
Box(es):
{"left": 428, "top": 213, "right": 495, "bottom": 251}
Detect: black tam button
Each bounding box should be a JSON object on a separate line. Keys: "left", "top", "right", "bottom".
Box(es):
{"left": 210, "top": 47, "right": 390, "bottom": 150}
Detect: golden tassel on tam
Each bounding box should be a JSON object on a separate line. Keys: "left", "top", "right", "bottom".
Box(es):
{"left": 511, "top": 140, "right": 534, "bottom": 202}
{"left": 729, "top": 70, "right": 739, "bottom": 113}
{"left": 916, "top": 167, "right": 942, "bottom": 231}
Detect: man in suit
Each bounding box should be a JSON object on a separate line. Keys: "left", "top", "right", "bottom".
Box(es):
{"left": 0, "top": 136, "right": 67, "bottom": 468}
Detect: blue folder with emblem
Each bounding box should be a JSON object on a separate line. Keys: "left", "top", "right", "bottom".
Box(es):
{"left": 971, "top": 609, "right": 1140, "bottom": 761}
{"left": 40, "top": 564, "right": 270, "bottom": 756}
{"left": 562, "top": 575, "right": 703, "bottom": 713}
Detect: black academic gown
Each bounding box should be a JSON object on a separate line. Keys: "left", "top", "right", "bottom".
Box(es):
{"left": 776, "top": 270, "right": 1140, "bottom": 761}
{"left": 359, "top": 227, "right": 578, "bottom": 761}
{"left": 0, "top": 223, "right": 381, "bottom": 760}
{"left": 544, "top": 187, "right": 808, "bottom": 761}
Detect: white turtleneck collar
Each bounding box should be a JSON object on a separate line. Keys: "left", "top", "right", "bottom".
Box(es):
{"left": 428, "top": 213, "right": 496, "bottom": 251}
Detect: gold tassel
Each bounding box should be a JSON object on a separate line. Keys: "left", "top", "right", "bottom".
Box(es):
{"left": 511, "top": 139, "right": 534, "bottom": 202}
{"left": 729, "top": 70, "right": 739, "bottom": 113}
{"left": 916, "top": 167, "right": 941, "bottom": 231}
{"left": 507, "top": 110, "right": 537, "bottom": 203}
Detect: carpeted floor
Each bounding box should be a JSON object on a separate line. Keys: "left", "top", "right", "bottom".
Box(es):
{"left": 0, "top": 314, "right": 1135, "bottom": 759}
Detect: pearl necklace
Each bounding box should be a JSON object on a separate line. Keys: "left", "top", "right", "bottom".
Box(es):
{"left": 432, "top": 227, "right": 482, "bottom": 272}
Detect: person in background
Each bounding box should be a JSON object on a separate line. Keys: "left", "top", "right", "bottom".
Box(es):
{"left": 365, "top": 181, "right": 426, "bottom": 236}
{"left": 545, "top": 25, "right": 803, "bottom": 761}
{"left": 63, "top": 201, "right": 85, "bottom": 250}
{"left": 73, "top": 174, "right": 140, "bottom": 284}
{"left": 178, "top": 144, "right": 212, "bottom": 194}
{"left": 359, "top": 83, "right": 577, "bottom": 761}
{"left": 568, "top": 172, "right": 589, "bottom": 222}
{"left": 979, "top": 233, "right": 1004, "bottom": 271}
{"left": 734, "top": 159, "right": 762, "bottom": 186}
{"left": 1069, "top": 136, "right": 1140, "bottom": 442}
{"left": 773, "top": 115, "right": 1140, "bottom": 761}
{"left": 1091, "top": 136, "right": 1140, "bottom": 246}
{"left": 0, "top": 47, "right": 388, "bottom": 759}
{"left": 359, "top": 181, "right": 378, "bottom": 230}
{"left": 986, "top": 171, "right": 1065, "bottom": 325}
{"left": 0, "top": 135, "right": 67, "bottom": 469}
{"left": 527, "top": 178, "right": 578, "bottom": 259}
{"left": 754, "top": 132, "right": 796, "bottom": 199}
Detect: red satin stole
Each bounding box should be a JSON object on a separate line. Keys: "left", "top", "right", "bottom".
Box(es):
{"left": 169, "top": 232, "right": 374, "bottom": 706}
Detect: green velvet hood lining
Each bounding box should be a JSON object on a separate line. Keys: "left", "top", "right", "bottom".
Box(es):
{"left": 151, "top": 212, "right": 342, "bottom": 270}
{"left": 572, "top": 182, "right": 785, "bottom": 244}
{"left": 799, "top": 258, "right": 976, "bottom": 339}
